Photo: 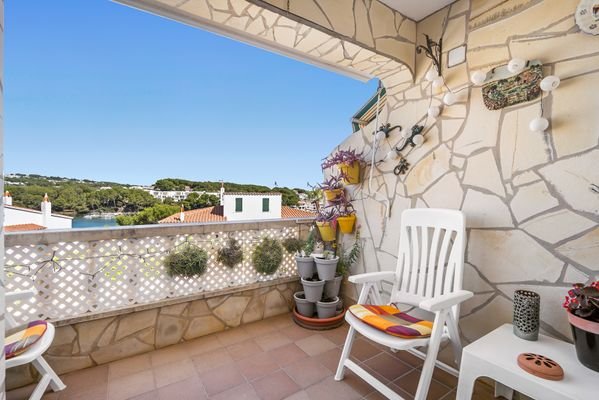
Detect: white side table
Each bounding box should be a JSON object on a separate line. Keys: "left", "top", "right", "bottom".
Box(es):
{"left": 456, "top": 324, "right": 599, "bottom": 400}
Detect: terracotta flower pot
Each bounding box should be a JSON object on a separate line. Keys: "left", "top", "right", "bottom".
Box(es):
{"left": 323, "top": 188, "right": 343, "bottom": 202}
{"left": 567, "top": 310, "right": 599, "bottom": 372}
{"left": 338, "top": 161, "right": 360, "bottom": 185}
{"left": 337, "top": 215, "right": 356, "bottom": 234}
{"left": 316, "top": 221, "right": 337, "bottom": 242}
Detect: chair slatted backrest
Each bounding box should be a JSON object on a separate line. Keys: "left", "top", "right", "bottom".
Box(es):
{"left": 391, "top": 209, "right": 466, "bottom": 318}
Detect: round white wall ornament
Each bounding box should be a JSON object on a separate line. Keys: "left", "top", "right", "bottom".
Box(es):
{"left": 576, "top": 0, "right": 599, "bottom": 35}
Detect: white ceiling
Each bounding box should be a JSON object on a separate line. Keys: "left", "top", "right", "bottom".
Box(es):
{"left": 379, "top": 0, "right": 456, "bottom": 21}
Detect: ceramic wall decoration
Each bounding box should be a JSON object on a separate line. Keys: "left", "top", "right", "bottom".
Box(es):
{"left": 576, "top": 0, "right": 599, "bottom": 35}
{"left": 482, "top": 62, "right": 543, "bottom": 110}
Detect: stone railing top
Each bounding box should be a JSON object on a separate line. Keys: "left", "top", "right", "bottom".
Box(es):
{"left": 5, "top": 217, "right": 314, "bottom": 246}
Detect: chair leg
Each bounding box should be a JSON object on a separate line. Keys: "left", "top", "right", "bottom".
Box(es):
{"left": 414, "top": 311, "right": 447, "bottom": 400}
{"left": 446, "top": 313, "right": 463, "bottom": 366}
{"left": 32, "top": 356, "right": 66, "bottom": 392}
{"left": 335, "top": 326, "right": 357, "bottom": 381}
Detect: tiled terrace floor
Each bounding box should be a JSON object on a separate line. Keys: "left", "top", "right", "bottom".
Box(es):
{"left": 9, "top": 313, "right": 496, "bottom": 400}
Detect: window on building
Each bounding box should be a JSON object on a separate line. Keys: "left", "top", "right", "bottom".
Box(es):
{"left": 262, "top": 198, "right": 270, "bottom": 212}
{"left": 235, "top": 198, "right": 243, "bottom": 212}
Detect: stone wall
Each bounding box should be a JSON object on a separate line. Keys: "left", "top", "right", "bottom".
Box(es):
{"left": 7, "top": 278, "right": 299, "bottom": 390}
{"left": 333, "top": 0, "right": 599, "bottom": 352}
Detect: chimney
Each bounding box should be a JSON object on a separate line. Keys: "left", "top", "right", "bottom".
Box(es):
{"left": 41, "top": 193, "right": 51, "bottom": 228}
{"left": 3, "top": 191, "right": 12, "bottom": 206}
{"left": 219, "top": 180, "right": 225, "bottom": 206}
{"left": 179, "top": 205, "right": 185, "bottom": 222}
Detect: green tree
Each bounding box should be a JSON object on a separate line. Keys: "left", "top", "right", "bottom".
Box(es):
{"left": 116, "top": 204, "right": 180, "bottom": 226}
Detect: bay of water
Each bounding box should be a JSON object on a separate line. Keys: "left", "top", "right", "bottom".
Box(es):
{"left": 72, "top": 217, "right": 118, "bottom": 228}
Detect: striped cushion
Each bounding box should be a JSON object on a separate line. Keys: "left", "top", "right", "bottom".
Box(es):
{"left": 5, "top": 320, "right": 48, "bottom": 359}
{"left": 349, "top": 304, "right": 433, "bottom": 339}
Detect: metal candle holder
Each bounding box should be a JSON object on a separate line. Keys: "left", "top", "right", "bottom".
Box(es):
{"left": 513, "top": 289, "right": 541, "bottom": 341}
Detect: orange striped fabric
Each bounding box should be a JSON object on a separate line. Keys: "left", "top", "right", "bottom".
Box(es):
{"left": 349, "top": 304, "right": 433, "bottom": 339}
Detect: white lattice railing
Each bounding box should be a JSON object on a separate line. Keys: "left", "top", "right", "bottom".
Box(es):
{"left": 4, "top": 219, "right": 312, "bottom": 324}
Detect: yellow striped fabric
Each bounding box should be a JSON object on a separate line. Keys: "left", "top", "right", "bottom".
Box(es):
{"left": 349, "top": 304, "right": 433, "bottom": 339}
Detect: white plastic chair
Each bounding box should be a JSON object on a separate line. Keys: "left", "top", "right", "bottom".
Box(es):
{"left": 5, "top": 290, "right": 66, "bottom": 400}
{"left": 335, "top": 208, "right": 473, "bottom": 400}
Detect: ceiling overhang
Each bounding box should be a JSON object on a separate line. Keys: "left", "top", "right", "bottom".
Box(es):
{"left": 379, "top": 0, "right": 455, "bottom": 21}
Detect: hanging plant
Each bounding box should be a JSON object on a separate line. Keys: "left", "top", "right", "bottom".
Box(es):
{"left": 164, "top": 244, "right": 208, "bottom": 278}
{"left": 282, "top": 237, "right": 305, "bottom": 254}
{"left": 217, "top": 238, "right": 244, "bottom": 268}
{"left": 321, "top": 149, "right": 364, "bottom": 185}
{"left": 252, "top": 237, "right": 283, "bottom": 275}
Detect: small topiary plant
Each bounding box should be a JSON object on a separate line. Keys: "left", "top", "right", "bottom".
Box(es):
{"left": 164, "top": 244, "right": 208, "bottom": 278}
{"left": 282, "top": 237, "right": 305, "bottom": 254}
{"left": 252, "top": 237, "right": 283, "bottom": 275}
{"left": 217, "top": 238, "right": 244, "bottom": 268}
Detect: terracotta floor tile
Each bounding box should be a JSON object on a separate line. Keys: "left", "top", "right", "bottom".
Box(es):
{"left": 157, "top": 376, "right": 206, "bottom": 400}
{"left": 51, "top": 384, "right": 106, "bottom": 400}
{"left": 254, "top": 331, "right": 293, "bottom": 352}
{"left": 268, "top": 314, "right": 295, "bottom": 329}
{"left": 150, "top": 346, "right": 189, "bottom": 367}
{"left": 341, "top": 369, "right": 379, "bottom": 397}
{"left": 387, "top": 349, "right": 425, "bottom": 368}
{"left": 350, "top": 338, "right": 382, "bottom": 362}
{"left": 320, "top": 326, "right": 350, "bottom": 345}
{"left": 227, "top": 339, "right": 262, "bottom": 361}
{"left": 199, "top": 364, "right": 245, "bottom": 396}
{"left": 236, "top": 351, "right": 280, "bottom": 381}
{"left": 393, "top": 369, "right": 451, "bottom": 400}
{"left": 179, "top": 334, "right": 222, "bottom": 356}
{"left": 282, "top": 390, "right": 310, "bottom": 400}
{"left": 61, "top": 365, "right": 109, "bottom": 397}
{"left": 304, "top": 376, "right": 362, "bottom": 400}
{"left": 210, "top": 383, "right": 261, "bottom": 400}
{"left": 283, "top": 357, "right": 331, "bottom": 388}
{"left": 107, "top": 370, "right": 155, "bottom": 400}
{"left": 108, "top": 353, "right": 152, "bottom": 379}
{"left": 269, "top": 343, "right": 308, "bottom": 367}
{"left": 294, "top": 335, "right": 337, "bottom": 357}
{"left": 153, "top": 358, "right": 197, "bottom": 388}
{"left": 245, "top": 319, "right": 279, "bottom": 337}
{"left": 192, "top": 349, "right": 234, "bottom": 375}
{"left": 251, "top": 370, "right": 300, "bottom": 400}
{"left": 429, "top": 367, "right": 459, "bottom": 389}
{"left": 217, "top": 328, "right": 252, "bottom": 347}
{"left": 472, "top": 379, "right": 496, "bottom": 400}
{"left": 311, "top": 347, "right": 342, "bottom": 372}
{"left": 129, "top": 391, "right": 159, "bottom": 400}
{"left": 279, "top": 324, "right": 314, "bottom": 341}
{"left": 363, "top": 352, "right": 413, "bottom": 382}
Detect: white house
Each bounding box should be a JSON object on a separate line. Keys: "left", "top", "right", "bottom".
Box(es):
{"left": 222, "top": 192, "right": 283, "bottom": 221}
{"left": 3, "top": 192, "right": 73, "bottom": 232}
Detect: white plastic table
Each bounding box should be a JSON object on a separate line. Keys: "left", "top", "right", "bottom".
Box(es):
{"left": 456, "top": 324, "right": 599, "bottom": 400}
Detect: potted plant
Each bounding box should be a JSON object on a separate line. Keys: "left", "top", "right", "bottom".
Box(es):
{"left": 325, "top": 232, "right": 360, "bottom": 299}
{"left": 301, "top": 275, "right": 325, "bottom": 302}
{"left": 293, "top": 291, "right": 315, "bottom": 317}
{"left": 164, "top": 243, "right": 208, "bottom": 278}
{"left": 315, "top": 207, "right": 338, "bottom": 242}
{"left": 321, "top": 148, "right": 364, "bottom": 185}
{"left": 252, "top": 237, "right": 283, "bottom": 276}
{"left": 563, "top": 281, "right": 599, "bottom": 372}
{"left": 314, "top": 250, "right": 339, "bottom": 281}
{"left": 316, "top": 296, "right": 341, "bottom": 318}
{"left": 217, "top": 238, "right": 244, "bottom": 268}
{"left": 333, "top": 192, "right": 356, "bottom": 234}
{"left": 318, "top": 174, "right": 344, "bottom": 202}
{"left": 289, "top": 232, "right": 315, "bottom": 279}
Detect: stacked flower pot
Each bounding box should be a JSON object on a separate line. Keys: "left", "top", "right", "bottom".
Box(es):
{"left": 293, "top": 255, "right": 343, "bottom": 320}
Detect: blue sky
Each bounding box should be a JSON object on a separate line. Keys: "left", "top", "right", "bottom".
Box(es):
{"left": 5, "top": 0, "right": 377, "bottom": 188}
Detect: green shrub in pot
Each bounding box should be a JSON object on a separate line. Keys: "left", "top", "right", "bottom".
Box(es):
{"left": 252, "top": 237, "right": 284, "bottom": 275}
{"left": 164, "top": 244, "right": 208, "bottom": 278}
{"left": 217, "top": 238, "right": 244, "bottom": 268}
{"left": 282, "top": 237, "right": 305, "bottom": 254}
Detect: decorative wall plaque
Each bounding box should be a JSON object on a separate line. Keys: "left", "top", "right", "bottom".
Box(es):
{"left": 576, "top": 0, "right": 599, "bottom": 35}
{"left": 482, "top": 63, "right": 543, "bottom": 110}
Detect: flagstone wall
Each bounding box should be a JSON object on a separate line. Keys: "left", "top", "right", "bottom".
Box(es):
{"left": 333, "top": 0, "right": 599, "bottom": 351}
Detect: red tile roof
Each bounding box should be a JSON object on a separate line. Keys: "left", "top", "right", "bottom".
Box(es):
{"left": 159, "top": 206, "right": 315, "bottom": 224}
{"left": 5, "top": 223, "right": 47, "bottom": 232}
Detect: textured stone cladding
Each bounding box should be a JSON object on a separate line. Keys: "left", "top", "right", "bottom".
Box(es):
{"left": 330, "top": 0, "right": 599, "bottom": 359}
{"left": 250, "top": 0, "right": 417, "bottom": 73}
{"left": 6, "top": 279, "right": 299, "bottom": 390}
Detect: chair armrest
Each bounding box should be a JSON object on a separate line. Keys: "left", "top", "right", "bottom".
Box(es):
{"left": 348, "top": 271, "right": 395, "bottom": 284}
{"left": 419, "top": 290, "right": 473, "bottom": 312}
{"left": 6, "top": 290, "right": 36, "bottom": 304}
